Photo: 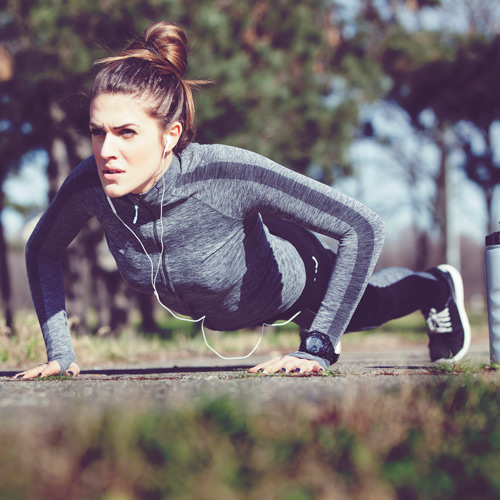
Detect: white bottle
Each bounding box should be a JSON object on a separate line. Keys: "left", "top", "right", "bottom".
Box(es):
{"left": 485, "top": 229, "right": 500, "bottom": 363}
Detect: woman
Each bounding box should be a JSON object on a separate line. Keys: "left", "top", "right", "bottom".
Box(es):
{"left": 15, "top": 22, "right": 470, "bottom": 379}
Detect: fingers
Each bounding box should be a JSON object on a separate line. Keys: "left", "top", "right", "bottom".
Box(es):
{"left": 249, "top": 355, "right": 324, "bottom": 375}
{"left": 248, "top": 356, "right": 282, "bottom": 373}
{"left": 13, "top": 360, "right": 72, "bottom": 380}
{"left": 65, "top": 362, "right": 80, "bottom": 378}
{"left": 14, "top": 363, "right": 49, "bottom": 380}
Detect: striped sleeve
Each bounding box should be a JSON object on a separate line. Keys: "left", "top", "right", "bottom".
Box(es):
{"left": 184, "top": 145, "right": 386, "bottom": 348}
{"left": 25, "top": 160, "right": 100, "bottom": 373}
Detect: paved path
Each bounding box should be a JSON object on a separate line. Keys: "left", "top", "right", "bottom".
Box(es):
{"left": 0, "top": 338, "right": 494, "bottom": 421}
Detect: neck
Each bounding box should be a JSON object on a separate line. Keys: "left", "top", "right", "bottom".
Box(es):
{"left": 133, "top": 150, "right": 174, "bottom": 195}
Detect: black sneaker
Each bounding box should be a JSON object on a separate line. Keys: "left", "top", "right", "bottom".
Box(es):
{"left": 423, "top": 264, "right": 471, "bottom": 362}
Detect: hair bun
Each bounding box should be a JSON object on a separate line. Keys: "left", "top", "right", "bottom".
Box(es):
{"left": 137, "top": 21, "right": 188, "bottom": 78}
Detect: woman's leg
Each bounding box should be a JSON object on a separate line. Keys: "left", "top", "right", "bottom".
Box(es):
{"left": 347, "top": 267, "right": 449, "bottom": 332}
{"left": 347, "top": 265, "right": 471, "bottom": 362}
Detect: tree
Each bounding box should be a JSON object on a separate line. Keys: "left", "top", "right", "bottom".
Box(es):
{"left": 328, "top": 0, "right": 500, "bottom": 266}
{"left": 0, "top": 39, "right": 32, "bottom": 330}
{"left": 0, "top": 0, "right": 163, "bottom": 332}
{"left": 0, "top": 0, "right": 374, "bottom": 332}
{"left": 312, "top": 0, "right": 454, "bottom": 265}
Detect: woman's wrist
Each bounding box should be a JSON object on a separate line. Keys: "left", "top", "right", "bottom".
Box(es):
{"left": 298, "top": 331, "right": 337, "bottom": 365}
{"left": 48, "top": 356, "right": 77, "bottom": 375}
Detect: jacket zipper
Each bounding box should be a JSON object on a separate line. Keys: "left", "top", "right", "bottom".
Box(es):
{"left": 130, "top": 195, "right": 200, "bottom": 321}
{"left": 136, "top": 197, "right": 172, "bottom": 293}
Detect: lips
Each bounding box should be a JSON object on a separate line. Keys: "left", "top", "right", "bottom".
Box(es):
{"left": 103, "top": 166, "right": 125, "bottom": 175}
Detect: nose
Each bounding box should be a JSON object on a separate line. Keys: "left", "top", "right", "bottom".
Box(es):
{"left": 99, "top": 133, "right": 118, "bottom": 159}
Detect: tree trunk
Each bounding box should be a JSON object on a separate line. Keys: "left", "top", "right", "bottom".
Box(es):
{"left": 434, "top": 128, "right": 448, "bottom": 264}
{"left": 413, "top": 229, "right": 430, "bottom": 271}
{"left": 0, "top": 188, "right": 13, "bottom": 332}
{"left": 136, "top": 293, "right": 159, "bottom": 333}
{"left": 89, "top": 222, "right": 130, "bottom": 335}
{"left": 487, "top": 186, "right": 500, "bottom": 235}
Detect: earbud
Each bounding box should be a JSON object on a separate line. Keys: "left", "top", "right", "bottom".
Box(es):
{"left": 163, "top": 137, "right": 172, "bottom": 157}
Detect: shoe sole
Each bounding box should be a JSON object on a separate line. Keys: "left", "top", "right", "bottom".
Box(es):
{"left": 434, "top": 264, "right": 471, "bottom": 362}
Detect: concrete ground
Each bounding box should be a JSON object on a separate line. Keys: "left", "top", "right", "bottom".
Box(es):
{"left": 0, "top": 335, "right": 494, "bottom": 420}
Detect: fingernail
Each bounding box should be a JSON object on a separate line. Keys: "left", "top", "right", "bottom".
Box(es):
{"left": 67, "top": 371, "right": 73, "bottom": 376}
{"left": 37, "top": 373, "right": 43, "bottom": 377}
{"left": 295, "top": 368, "right": 301, "bottom": 373}
{"left": 15, "top": 375, "right": 24, "bottom": 379}
{"left": 257, "top": 368, "right": 264, "bottom": 373}
{"left": 280, "top": 367, "right": 286, "bottom": 372}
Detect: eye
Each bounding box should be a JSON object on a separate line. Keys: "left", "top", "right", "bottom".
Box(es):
{"left": 90, "top": 128, "right": 104, "bottom": 137}
{"left": 120, "top": 128, "right": 137, "bottom": 138}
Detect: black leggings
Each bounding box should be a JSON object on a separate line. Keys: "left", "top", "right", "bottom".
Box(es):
{"left": 346, "top": 267, "right": 448, "bottom": 332}
{"left": 263, "top": 217, "right": 448, "bottom": 333}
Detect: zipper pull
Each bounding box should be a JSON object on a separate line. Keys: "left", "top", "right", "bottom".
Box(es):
{"left": 133, "top": 205, "right": 139, "bottom": 224}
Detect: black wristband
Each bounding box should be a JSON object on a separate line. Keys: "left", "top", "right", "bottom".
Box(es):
{"left": 298, "top": 331, "right": 336, "bottom": 364}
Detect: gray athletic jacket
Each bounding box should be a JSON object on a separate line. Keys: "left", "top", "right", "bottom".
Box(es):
{"left": 26, "top": 143, "right": 386, "bottom": 372}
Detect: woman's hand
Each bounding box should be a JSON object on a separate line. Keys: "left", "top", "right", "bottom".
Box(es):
{"left": 248, "top": 355, "right": 324, "bottom": 375}
{"left": 13, "top": 361, "right": 80, "bottom": 379}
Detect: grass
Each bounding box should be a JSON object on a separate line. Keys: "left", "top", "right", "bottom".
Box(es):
{"left": 426, "top": 361, "right": 492, "bottom": 375}
{"left": 342, "top": 310, "right": 488, "bottom": 346}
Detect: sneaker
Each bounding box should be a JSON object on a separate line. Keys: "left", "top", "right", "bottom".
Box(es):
{"left": 423, "top": 264, "right": 471, "bottom": 362}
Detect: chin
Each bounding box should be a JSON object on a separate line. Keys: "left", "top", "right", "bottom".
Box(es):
{"left": 102, "top": 183, "right": 131, "bottom": 198}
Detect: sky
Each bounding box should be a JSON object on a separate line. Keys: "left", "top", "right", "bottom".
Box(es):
{"left": 3, "top": 151, "right": 49, "bottom": 242}
{"left": 339, "top": 101, "right": 493, "bottom": 245}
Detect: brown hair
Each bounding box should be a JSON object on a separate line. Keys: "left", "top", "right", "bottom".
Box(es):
{"left": 90, "top": 22, "right": 210, "bottom": 152}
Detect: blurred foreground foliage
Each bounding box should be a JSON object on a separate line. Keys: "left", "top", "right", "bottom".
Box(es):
{"left": 1, "top": 376, "right": 500, "bottom": 499}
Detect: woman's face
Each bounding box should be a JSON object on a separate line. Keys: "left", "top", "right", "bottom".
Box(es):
{"left": 90, "top": 93, "right": 173, "bottom": 197}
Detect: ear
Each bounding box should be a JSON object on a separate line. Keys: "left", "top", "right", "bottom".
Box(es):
{"left": 163, "top": 122, "right": 183, "bottom": 152}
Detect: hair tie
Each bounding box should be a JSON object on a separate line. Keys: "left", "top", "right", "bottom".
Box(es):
{"left": 145, "top": 45, "right": 160, "bottom": 58}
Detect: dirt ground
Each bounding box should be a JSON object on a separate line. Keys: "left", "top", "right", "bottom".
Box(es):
{"left": 0, "top": 334, "right": 494, "bottom": 421}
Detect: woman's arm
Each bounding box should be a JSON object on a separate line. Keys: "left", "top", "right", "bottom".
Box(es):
{"left": 191, "top": 145, "right": 386, "bottom": 370}
{"left": 17, "top": 159, "right": 100, "bottom": 378}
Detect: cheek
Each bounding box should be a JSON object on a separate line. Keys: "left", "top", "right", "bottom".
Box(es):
{"left": 126, "top": 148, "right": 146, "bottom": 168}
{"left": 138, "top": 140, "right": 162, "bottom": 166}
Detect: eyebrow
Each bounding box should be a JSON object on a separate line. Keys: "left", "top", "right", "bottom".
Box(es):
{"left": 89, "top": 122, "right": 141, "bottom": 129}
